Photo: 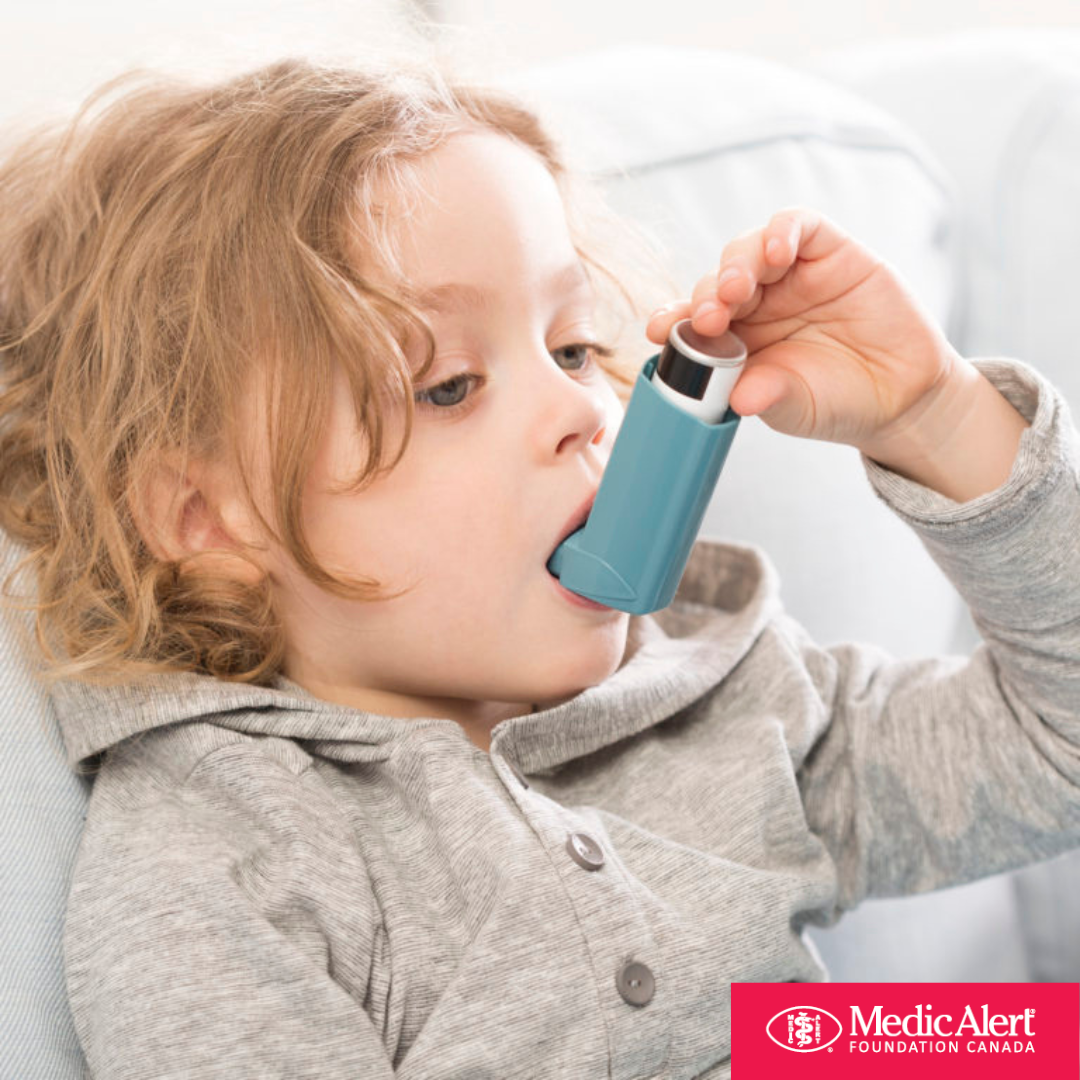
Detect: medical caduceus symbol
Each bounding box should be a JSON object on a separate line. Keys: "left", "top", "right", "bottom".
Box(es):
{"left": 793, "top": 1011, "right": 816, "bottom": 1047}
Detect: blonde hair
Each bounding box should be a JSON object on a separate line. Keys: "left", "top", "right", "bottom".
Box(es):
{"left": 0, "top": 51, "right": 679, "bottom": 691}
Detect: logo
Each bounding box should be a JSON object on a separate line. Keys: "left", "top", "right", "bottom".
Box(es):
{"left": 733, "top": 983, "right": 1077, "bottom": 1078}
{"left": 766, "top": 1005, "right": 843, "bottom": 1053}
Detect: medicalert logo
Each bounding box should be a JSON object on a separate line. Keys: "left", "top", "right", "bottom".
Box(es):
{"left": 731, "top": 982, "right": 1079, "bottom": 1077}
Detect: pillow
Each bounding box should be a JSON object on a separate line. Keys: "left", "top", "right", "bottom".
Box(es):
{"left": 806, "top": 27, "right": 1080, "bottom": 413}
{"left": 0, "top": 532, "right": 89, "bottom": 1078}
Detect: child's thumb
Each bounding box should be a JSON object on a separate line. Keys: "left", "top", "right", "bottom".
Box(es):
{"left": 729, "top": 365, "right": 788, "bottom": 419}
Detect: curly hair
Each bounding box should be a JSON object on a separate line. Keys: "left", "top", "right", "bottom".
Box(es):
{"left": 0, "top": 44, "right": 678, "bottom": 692}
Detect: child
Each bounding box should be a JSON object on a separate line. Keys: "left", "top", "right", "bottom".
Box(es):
{"left": 1, "top": 49, "right": 1078, "bottom": 1080}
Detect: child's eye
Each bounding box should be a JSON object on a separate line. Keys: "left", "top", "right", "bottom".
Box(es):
{"left": 413, "top": 372, "right": 480, "bottom": 414}
{"left": 413, "top": 341, "right": 616, "bottom": 418}
{"left": 553, "top": 341, "right": 614, "bottom": 373}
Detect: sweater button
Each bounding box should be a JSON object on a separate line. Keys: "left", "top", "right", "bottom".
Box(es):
{"left": 565, "top": 831, "right": 604, "bottom": 870}
{"left": 616, "top": 961, "right": 655, "bottom": 1006}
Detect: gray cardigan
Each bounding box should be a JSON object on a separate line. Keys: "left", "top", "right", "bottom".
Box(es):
{"left": 50, "top": 355, "right": 1080, "bottom": 1080}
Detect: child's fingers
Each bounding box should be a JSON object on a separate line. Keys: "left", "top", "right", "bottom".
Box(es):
{"left": 688, "top": 269, "right": 739, "bottom": 335}
{"left": 644, "top": 299, "right": 693, "bottom": 344}
{"left": 647, "top": 206, "right": 848, "bottom": 342}
{"left": 645, "top": 272, "right": 743, "bottom": 341}
{"left": 694, "top": 213, "right": 802, "bottom": 317}
{"left": 691, "top": 206, "right": 845, "bottom": 326}
{"left": 681, "top": 213, "right": 801, "bottom": 335}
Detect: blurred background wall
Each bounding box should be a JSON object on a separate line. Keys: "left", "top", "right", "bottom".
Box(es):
{"left": 420, "top": 0, "right": 1079, "bottom": 68}
{"left": 2, "top": 0, "right": 1077, "bottom": 129}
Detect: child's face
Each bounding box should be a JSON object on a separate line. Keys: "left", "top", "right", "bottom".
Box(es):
{"left": 267, "top": 130, "right": 630, "bottom": 745}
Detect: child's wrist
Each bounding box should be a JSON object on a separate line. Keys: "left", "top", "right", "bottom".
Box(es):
{"left": 857, "top": 355, "right": 1032, "bottom": 504}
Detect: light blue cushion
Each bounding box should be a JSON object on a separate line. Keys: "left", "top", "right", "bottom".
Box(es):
{"left": 0, "top": 531, "right": 89, "bottom": 1078}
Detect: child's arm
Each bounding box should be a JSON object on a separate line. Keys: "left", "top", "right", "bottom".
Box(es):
{"left": 789, "top": 352, "right": 1080, "bottom": 921}
{"left": 64, "top": 742, "right": 396, "bottom": 1079}
{"left": 648, "top": 208, "right": 1080, "bottom": 922}
{"left": 856, "top": 354, "right": 1031, "bottom": 503}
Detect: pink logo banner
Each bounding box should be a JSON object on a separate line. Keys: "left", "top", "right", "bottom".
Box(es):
{"left": 732, "top": 982, "right": 1079, "bottom": 1077}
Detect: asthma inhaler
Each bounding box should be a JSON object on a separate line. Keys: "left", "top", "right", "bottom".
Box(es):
{"left": 546, "top": 318, "right": 746, "bottom": 614}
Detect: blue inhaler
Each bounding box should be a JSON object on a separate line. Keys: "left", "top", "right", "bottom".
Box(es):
{"left": 546, "top": 317, "right": 746, "bottom": 615}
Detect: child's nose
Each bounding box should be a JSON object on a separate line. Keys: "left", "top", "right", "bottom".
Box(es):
{"left": 536, "top": 369, "right": 609, "bottom": 456}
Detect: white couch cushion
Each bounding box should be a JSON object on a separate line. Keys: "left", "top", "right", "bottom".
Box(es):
{"left": 807, "top": 27, "right": 1080, "bottom": 412}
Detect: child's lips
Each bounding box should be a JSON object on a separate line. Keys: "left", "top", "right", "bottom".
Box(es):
{"left": 543, "top": 489, "right": 616, "bottom": 611}
{"left": 548, "top": 488, "right": 598, "bottom": 565}
{"left": 545, "top": 562, "right": 614, "bottom": 611}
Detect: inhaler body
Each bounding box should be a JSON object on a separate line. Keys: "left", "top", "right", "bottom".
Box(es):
{"left": 546, "top": 319, "right": 746, "bottom": 615}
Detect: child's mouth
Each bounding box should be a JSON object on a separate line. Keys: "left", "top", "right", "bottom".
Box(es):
{"left": 545, "top": 565, "right": 614, "bottom": 611}
{"left": 542, "top": 488, "right": 616, "bottom": 610}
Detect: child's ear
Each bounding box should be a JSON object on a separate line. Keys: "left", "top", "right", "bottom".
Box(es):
{"left": 127, "top": 453, "right": 268, "bottom": 586}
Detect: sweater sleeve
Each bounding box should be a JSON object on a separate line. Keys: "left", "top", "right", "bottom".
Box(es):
{"left": 787, "top": 355, "right": 1080, "bottom": 926}
{"left": 63, "top": 741, "right": 395, "bottom": 1080}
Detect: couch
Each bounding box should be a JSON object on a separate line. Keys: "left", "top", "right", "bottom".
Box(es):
{"left": 3, "top": 27, "right": 1078, "bottom": 1078}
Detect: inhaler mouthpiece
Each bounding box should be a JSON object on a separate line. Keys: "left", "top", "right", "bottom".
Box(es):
{"left": 546, "top": 318, "right": 746, "bottom": 615}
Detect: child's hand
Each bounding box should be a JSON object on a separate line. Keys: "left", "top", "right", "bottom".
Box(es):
{"left": 645, "top": 206, "right": 965, "bottom": 458}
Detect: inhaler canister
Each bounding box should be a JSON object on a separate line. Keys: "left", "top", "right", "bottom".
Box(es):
{"left": 651, "top": 318, "right": 747, "bottom": 422}
{"left": 546, "top": 318, "right": 747, "bottom": 614}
